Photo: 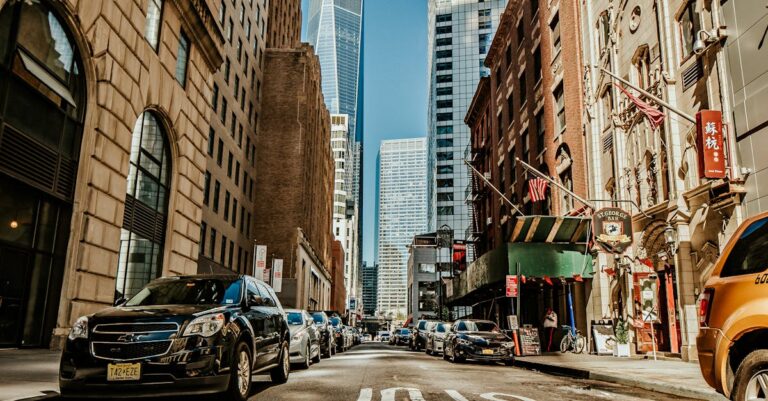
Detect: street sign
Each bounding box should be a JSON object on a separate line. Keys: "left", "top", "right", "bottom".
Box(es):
{"left": 254, "top": 245, "right": 267, "bottom": 281}
{"left": 593, "top": 207, "right": 633, "bottom": 254}
{"left": 272, "top": 259, "right": 283, "bottom": 292}
{"left": 506, "top": 275, "right": 518, "bottom": 298}
{"left": 507, "top": 315, "right": 519, "bottom": 330}
{"left": 696, "top": 110, "right": 726, "bottom": 179}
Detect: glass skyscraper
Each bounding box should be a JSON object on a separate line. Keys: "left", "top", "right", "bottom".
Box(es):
{"left": 427, "top": 0, "right": 505, "bottom": 259}
{"left": 376, "top": 138, "right": 428, "bottom": 319}
{"left": 306, "top": 0, "right": 364, "bottom": 294}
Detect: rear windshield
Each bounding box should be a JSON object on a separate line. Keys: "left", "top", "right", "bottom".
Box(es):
{"left": 330, "top": 317, "right": 341, "bottom": 327}
{"left": 722, "top": 217, "right": 768, "bottom": 277}
{"left": 125, "top": 278, "right": 242, "bottom": 306}
{"left": 287, "top": 312, "right": 304, "bottom": 325}
{"left": 436, "top": 324, "right": 446, "bottom": 333}
{"left": 400, "top": 329, "right": 411, "bottom": 335}
{"left": 311, "top": 313, "right": 325, "bottom": 324}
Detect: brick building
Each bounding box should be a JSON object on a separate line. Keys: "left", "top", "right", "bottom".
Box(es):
{"left": 198, "top": 0, "right": 269, "bottom": 276}
{"left": 0, "top": 0, "right": 222, "bottom": 348}
{"left": 330, "top": 240, "right": 347, "bottom": 312}
{"left": 254, "top": 44, "right": 334, "bottom": 310}
{"left": 266, "top": 0, "right": 301, "bottom": 49}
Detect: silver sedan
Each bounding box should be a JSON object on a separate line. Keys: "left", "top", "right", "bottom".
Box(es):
{"left": 286, "top": 309, "right": 321, "bottom": 369}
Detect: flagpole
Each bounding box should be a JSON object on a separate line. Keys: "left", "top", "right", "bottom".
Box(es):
{"left": 463, "top": 159, "right": 525, "bottom": 216}
{"left": 515, "top": 157, "right": 595, "bottom": 210}
{"left": 596, "top": 66, "right": 696, "bottom": 123}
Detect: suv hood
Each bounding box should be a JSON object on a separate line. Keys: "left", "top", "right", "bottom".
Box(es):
{"left": 91, "top": 305, "right": 229, "bottom": 323}
{"left": 458, "top": 331, "right": 510, "bottom": 343}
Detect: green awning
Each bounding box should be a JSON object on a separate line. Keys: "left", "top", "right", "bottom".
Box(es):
{"left": 509, "top": 216, "right": 591, "bottom": 243}
{"left": 508, "top": 243, "right": 593, "bottom": 279}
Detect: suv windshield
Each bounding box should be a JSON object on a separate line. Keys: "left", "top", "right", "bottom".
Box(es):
{"left": 457, "top": 321, "right": 499, "bottom": 332}
{"left": 311, "top": 313, "right": 325, "bottom": 324}
{"left": 400, "top": 329, "right": 410, "bottom": 335}
{"left": 125, "top": 278, "right": 242, "bottom": 306}
{"left": 286, "top": 312, "right": 304, "bottom": 325}
{"left": 436, "top": 324, "right": 446, "bottom": 333}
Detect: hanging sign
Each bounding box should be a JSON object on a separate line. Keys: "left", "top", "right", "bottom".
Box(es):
{"left": 696, "top": 110, "right": 727, "bottom": 179}
{"left": 272, "top": 259, "right": 283, "bottom": 292}
{"left": 593, "top": 208, "right": 633, "bottom": 254}
{"left": 506, "top": 275, "right": 518, "bottom": 298}
{"left": 254, "top": 245, "right": 267, "bottom": 281}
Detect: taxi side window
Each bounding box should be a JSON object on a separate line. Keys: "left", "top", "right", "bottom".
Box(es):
{"left": 722, "top": 217, "right": 768, "bottom": 277}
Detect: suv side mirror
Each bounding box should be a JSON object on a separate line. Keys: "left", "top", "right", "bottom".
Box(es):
{"left": 114, "top": 297, "right": 126, "bottom": 307}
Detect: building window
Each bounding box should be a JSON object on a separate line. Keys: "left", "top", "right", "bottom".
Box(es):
{"left": 210, "top": 228, "right": 216, "bottom": 259}
{"left": 437, "top": 165, "right": 454, "bottom": 174}
{"left": 550, "top": 13, "right": 561, "bottom": 54}
{"left": 436, "top": 26, "right": 452, "bottom": 35}
{"left": 533, "top": 47, "right": 542, "bottom": 84}
{"left": 436, "top": 100, "right": 453, "bottom": 109}
{"left": 199, "top": 222, "right": 206, "bottom": 255}
{"left": 554, "top": 83, "right": 566, "bottom": 133}
{"left": 437, "top": 192, "right": 454, "bottom": 201}
{"left": 219, "top": 0, "right": 225, "bottom": 24}
{"left": 227, "top": 152, "right": 233, "bottom": 177}
{"left": 678, "top": 0, "right": 701, "bottom": 57}
{"left": 478, "top": 9, "right": 491, "bottom": 17}
{"left": 224, "top": 190, "right": 230, "bottom": 220}
{"left": 516, "top": 20, "right": 525, "bottom": 47}
{"left": 601, "top": 89, "right": 613, "bottom": 129}
{"left": 116, "top": 112, "right": 171, "bottom": 300}
{"left": 436, "top": 50, "right": 452, "bottom": 59}
{"left": 536, "top": 111, "right": 545, "bottom": 154}
{"left": 436, "top": 14, "right": 452, "bottom": 23}
{"left": 436, "top": 62, "right": 452, "bottom": 71}
{"left": 436, "top": 87, "right": 453, "bottom": 96}
{"left": 232, "top": 198, "right": 237, "bottom": 227}
{"left": 479, "top": 20, "right": 491, "bottom": 30}
{"left": 531, "top": 0, "right": 539, "bottom": 15}
{"left": 437, "top": 152, "right": 453, "bottom": 161}
{"left": 220, "top": 235, "right": 227, "bottom": 264}
{"left": 224, "top": 57, "right": 230, "bottom": 83}
{"left": 144, "top": 0, "right": 163, "bottom": 51}
{"left": 438, "top": 206, "right": 454, "bottom": 215}
{"left": 221, "top": 98, "right": 227, "bottom": 122}
{"left": 436, "top": 112, "right": 452, "bottom": 122}
{"left": 207, "top": 128, "right": 215, "bottom": 156}
{"left": 519, "top": 71, "right": 527, "bottom": 105}
{"left": 522, "top": 131, "right": 530, "bottom": 163}
{"left": 436, "top": 37, "right": 452, "bottom": 46}
{"left": 506, "top": 93, "right": 514, "bottom": 122}
{"left": 212, "top": 83, "right": 219, "bottom": 111}
{"left": 436, "top": 74, "right": 452, "bottom": 83}
{"left": 437, "top": 125, "right": 453, "bottom": 135}
{"left": 213, "top": 180, "right": 221, "bottom": 212}
{"left": 217, "top": 138, "right": 223, "bottom": 165}
{"left": 203, "top": 171, "right": 211, "bottom": 205}
{"left": 437, "top": 138, "right": 453, "bottom": 147}
{"left": 437, "top": 179, "right": 453, "bottom": 188}
{"left": 175, "top": 31, "right": 190, "bottom": 86}
{"left": 227, "top": 18, "right": 233, "bottom": 42}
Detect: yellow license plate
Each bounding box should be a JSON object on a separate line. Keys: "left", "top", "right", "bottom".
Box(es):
{"left": 107, "top": 363, "right": 141, "bottom": 381}
{"left": 482, "top": 349, "right": 494, "bottom": 355}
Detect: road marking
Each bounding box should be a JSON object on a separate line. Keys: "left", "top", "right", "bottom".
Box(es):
{"left": 480, "top": 393, "right": 537, "bottom": 401}
{"left": 445, "top": 389, "right": 471, "bottom": 401}
{"left": 381, "top": 387, "right": 426, "bottom": 401}
{"left": 357, "top": 388, "right": 373, "bottom": 401}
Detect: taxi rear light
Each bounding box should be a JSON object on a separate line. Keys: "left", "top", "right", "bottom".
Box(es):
{"left": 699, "top": 288, "right": 714, "bottom": 327}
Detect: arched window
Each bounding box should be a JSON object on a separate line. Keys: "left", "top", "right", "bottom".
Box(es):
{"left": 115, "top": 112, "right": 171, "bottom": 299}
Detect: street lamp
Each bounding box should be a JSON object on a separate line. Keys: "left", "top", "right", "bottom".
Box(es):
{"left": 664, "top": 223, "right": 678, "bottom": 256}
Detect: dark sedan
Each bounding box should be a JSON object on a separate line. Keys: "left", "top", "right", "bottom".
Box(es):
{"left": 59, "top": 275, "right": 291, "bottom": 400}
{"left": 443, "top": 320, "right": 515, "bottom": 365}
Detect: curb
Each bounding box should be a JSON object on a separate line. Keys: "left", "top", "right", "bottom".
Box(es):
{"left": 514, "top": 360, "right": 727, "bottom": 401}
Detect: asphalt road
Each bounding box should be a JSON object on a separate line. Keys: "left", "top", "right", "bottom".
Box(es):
{"left": 244, "top": 342, "right": 695, "bottom": 401}
{"left": 8, "top": 342, "right": 696, "bottom": 401}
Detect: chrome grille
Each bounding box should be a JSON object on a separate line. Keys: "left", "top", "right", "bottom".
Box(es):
{"left": 93, "top": 322, "right": 179, "bottom": 334}
{"left": 91, "top": 340, "right": 172, "bottom": 361}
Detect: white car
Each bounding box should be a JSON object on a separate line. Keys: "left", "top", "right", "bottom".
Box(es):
{"left": 286, "top": 309, "right": 321, "bottom": 369}
{"left": 426, "top": 322, "right": 450, "bottom": 355}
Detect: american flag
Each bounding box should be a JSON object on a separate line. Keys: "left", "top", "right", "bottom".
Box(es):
{"left": 614, "top": 83, "right": 666, "bottom": 130}
{"left": 528, "top": 177, "right": 548, "bottom": 202}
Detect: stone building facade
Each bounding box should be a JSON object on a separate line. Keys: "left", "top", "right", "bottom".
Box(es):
{"left": 580, "top": 0, "right": 745, "bottom": 360}
{"left": 253, "top": 44, "right": 334, "bottom": 310}
{"left": 197, "top": 0, "right": 268, "bottom": 276}
{"left": 0, "top": 0, "right": 222, "bottom": 348}
{"left": 330, "top": 240, "right": 347, "bottom": 312}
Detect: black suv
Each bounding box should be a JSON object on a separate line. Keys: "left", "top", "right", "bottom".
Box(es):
{"left": 59, "top": 275, "right": 291, "bottom": 400}
{"left": 310, "top": 311, "right": 335, "bottom": 358}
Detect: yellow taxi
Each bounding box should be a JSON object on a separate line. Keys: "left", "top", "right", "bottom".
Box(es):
{"left": 697, "top": 211, "right": 768, "bottom": 400}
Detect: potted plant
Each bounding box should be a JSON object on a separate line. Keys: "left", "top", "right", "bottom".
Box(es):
{"left": 613, "top": 319, "right": 631, "bottom": 357}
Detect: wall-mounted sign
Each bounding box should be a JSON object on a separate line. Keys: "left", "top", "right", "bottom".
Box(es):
{"left": 593, "top": 208, "right": 633, "bottom": 254}
{"left": 505, "top": 275, "right": 518, "bottom": 298}
{"left": 254, "top": 245, "right": 267, "bottom": 281}
{"left": 696, "top": 110, "right": 727, "bottom": 179}
{"left": 272, "top": 259, "right": 283, "bottom": 292}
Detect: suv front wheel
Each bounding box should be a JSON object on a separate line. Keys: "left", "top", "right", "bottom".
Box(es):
{"left": 225, "top": 342, "right": 252, "bottom": 401}
{"left": 270, "top": 342, "right": 290, "bottom": 384}
{"left": 732, "top": 349, "right": 768, "bottom": 401}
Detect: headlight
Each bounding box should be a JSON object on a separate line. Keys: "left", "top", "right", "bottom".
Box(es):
{"left": 457, "top": 338, "right": 471, "bottom": 346}
{"left": 292, "top": 333, "right": 303, "bottom": 341}
{"left": 68, "top": 316, "right": 88, "bottom": 340}
{"left": 182, "top": 313, "right": 225, "bottom": 337}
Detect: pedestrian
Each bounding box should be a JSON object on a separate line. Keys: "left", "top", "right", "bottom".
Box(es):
{"left": 543, "top": 308, "right": 558, "bottom": 352}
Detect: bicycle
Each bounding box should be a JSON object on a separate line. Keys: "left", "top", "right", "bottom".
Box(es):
{"left": 559, "top": 325, "right": 586, "bottom": 354}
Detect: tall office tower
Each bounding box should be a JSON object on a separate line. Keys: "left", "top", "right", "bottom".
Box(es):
{"left": 331, "top": 115, "right": 359, "bottom": 311}
{"left": 198, "top": 0, "right": 271, "bottom": 275}
{"left": 427, "top": 0, "right": 506, "bottom": 260}
{"left": 376, "top": 139, "right": 428, "bottom": 319}
{"left": 306, "top": 0, "right": 365, "bottom": 274}
{"left": 361, "top": 262, "right": 378, "bottom": 317}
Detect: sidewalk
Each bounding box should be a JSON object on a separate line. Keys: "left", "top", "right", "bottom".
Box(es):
{"left": 0, "top": 349, "right": 60, "bottom": 401}
{"left": 515, "top": 352, "right": 727, "bottom": 401}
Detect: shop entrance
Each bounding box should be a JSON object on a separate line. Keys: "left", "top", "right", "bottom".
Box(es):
{"left": 633, "top": 267, "right": 680, "bottom": 354}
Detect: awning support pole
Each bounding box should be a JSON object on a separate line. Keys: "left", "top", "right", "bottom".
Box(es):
{"left": 463, "top": 159, "right": 525, "bottom": 216}
{"left": 515, "top": 158, "right": 596, "bottom": 210}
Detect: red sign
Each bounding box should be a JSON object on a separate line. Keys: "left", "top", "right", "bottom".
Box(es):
{"left": 696, "top": 110, "right": 727, "bottom": 179}
{"left": 506, "top": 275, "right": 518, "bottom": 298}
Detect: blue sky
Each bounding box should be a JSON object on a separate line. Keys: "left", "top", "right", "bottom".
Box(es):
{"left": 301, "top": 1, "right": 429, "bottom": 264}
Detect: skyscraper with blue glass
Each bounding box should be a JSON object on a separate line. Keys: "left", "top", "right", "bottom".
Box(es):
{"left": 307, "top": 0, "right": 364, "bottom": 310}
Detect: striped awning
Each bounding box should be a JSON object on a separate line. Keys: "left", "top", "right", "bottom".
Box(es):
{"left": 509, "top": 216, "right": 592, "bottom": 244}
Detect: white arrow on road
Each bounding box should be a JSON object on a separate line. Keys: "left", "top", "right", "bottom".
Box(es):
{"left": 381, "top": 387, "right": 426, "bottom": 401}
{"left": 480, "top": 392, "right": 537, "bottom": 401}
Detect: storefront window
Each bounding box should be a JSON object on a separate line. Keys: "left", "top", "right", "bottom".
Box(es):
{"left": 116, "top": 112, "right": 171, "bottom": 300}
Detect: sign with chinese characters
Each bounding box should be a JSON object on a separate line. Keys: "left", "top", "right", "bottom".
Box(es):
{"left": 506, "top": 275, "right": 518, "bottom": 298}
{"left": 254, "top": 245, "right": 267, "bottom": 281}
{"left": 272, "top": 259, "right": 283, "bottom": 292}
{"left": 696, "top": 110, "right": 727, "bottom": 179}
{"left": 593, "top": 208, "right": 633, "bottom": 254}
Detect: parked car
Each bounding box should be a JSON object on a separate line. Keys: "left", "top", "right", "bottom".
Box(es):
{"left": 59, "top": 275, "right": 291, "bottom": 401}
{"left": 388, "top": 330, "right": 397, "bottom": 345}
{"left": 285, "top": 309, "right": 321, "bottom": 369}
{"left": 425, "top": 322, "right": 450, "bottom": 355}
{"left": 412, "top": 320, "right": 438, "bottom": 351}
{"left": 697, "top": 212, "right": 768, "bottom": 401}
{"left": 378, "top": 331, "right": 391, "bottom": 343}
{"left": 394, "top": 328, "right": 412, "bottom": 346}
{"left": 443, "top": 319, "right": 515, "bottom": 365}
{"left": 329, "top": 316, "right": 348, "bottom": 352}
{"left": 341, "top": 325, "right": 355, "bottom": 350}
{"left": 362, "top": 334, "right": 372, "bottom": 342}
{"left": 310, "top": 311, "right": 335, "bottom": 358}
